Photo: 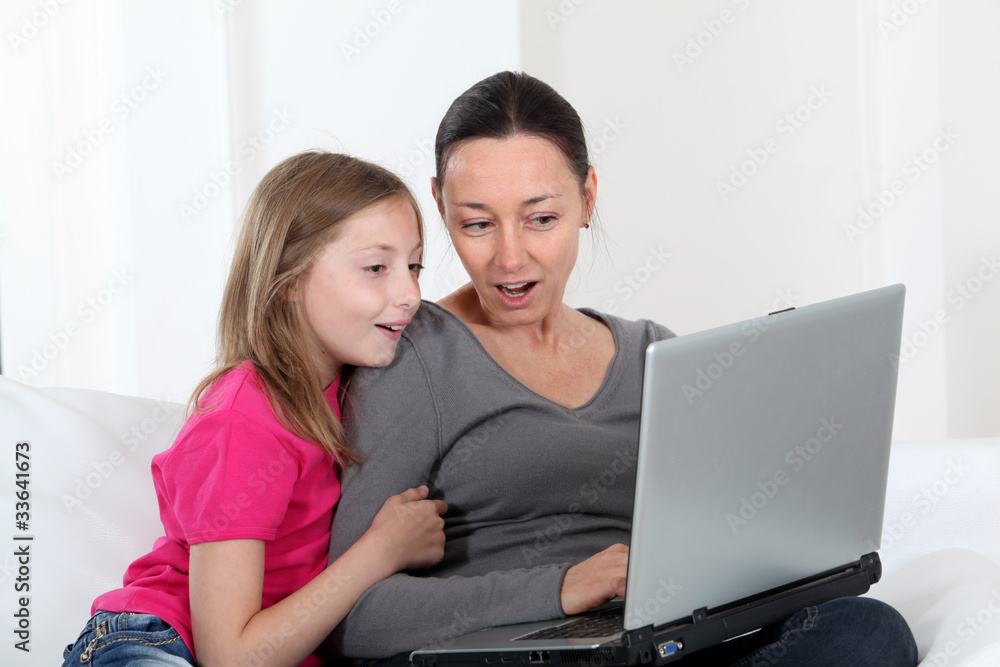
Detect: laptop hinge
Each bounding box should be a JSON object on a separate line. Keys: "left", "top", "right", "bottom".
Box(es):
{"left": 691, "top": 607, "right": 710, "bottom": 623}
{"left": 861, "top": 551, "right": 882, "bottom": 584}
{"left": 622, "top": 625, "right": 657, "bottom": 664}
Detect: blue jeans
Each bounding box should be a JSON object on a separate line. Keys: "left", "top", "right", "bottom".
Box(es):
{"left": 683, "top": 597, "right": 917, "bottom": 666}
{"left": 360, "top": 597, "right": 917, "bottom": 667}
{"left": 61, "top": 611, "right": 195, "bottom": 666}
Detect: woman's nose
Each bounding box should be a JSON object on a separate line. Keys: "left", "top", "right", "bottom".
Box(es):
{"left": 495, "top": 226, "right": 527, "bottom": 273}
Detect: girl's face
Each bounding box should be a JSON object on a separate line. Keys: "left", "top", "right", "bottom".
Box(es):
{"left": 295, "top": 196, "right": 422, "bottom": 385}
{"left": 433, "top": 135, "right": 595, "bottom": 328}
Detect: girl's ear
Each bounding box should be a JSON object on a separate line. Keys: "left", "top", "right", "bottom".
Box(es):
{"left": 285, "top": 277, "right": 301, "bottom": 303}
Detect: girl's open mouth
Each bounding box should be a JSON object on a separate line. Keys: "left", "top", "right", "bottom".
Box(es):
{"left": 375, "top": 322, "right": 407, "bottom": 339}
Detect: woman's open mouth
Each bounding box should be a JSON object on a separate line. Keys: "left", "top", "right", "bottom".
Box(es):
{"left": 495, "top": 281, "right": 537, "bottom": 307}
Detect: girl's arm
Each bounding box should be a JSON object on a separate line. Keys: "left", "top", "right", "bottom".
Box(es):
{"left": 190, "top": 486, "right": 446, "bottom": 667}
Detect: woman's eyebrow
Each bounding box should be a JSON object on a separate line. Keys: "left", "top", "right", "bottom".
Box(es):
{"left": 521, "top": 193, "right": 562, "bottom": 207}
{"left": 453, "top": 193, "right": 563, "bottom": 210}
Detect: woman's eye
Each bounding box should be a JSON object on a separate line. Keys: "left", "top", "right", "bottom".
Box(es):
{"left": 461, "top": 221, "right": 492, "bottom": 232}
{"left": 364, "top": 265, "right": 386, "bottom": 275}
{"left": 532, "top": 215, "right": 557, "bottom": 225}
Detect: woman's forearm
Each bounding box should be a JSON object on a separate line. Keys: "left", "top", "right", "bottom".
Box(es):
{"left": 328, "top": 563, "right": 569, "bottom": 658}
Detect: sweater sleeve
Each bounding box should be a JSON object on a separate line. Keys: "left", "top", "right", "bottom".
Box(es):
{"left": 326, "top": 336, "right": 569, "bottom": 658}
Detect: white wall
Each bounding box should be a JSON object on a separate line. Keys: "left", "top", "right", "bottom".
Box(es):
{"left": 521, "top": 0, "right": 999, "bottom": 441}
{"left": 1, "top": 0, "right": 996, "bottom": 439}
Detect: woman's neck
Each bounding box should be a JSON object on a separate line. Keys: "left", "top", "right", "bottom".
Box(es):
{"left": 437, "top": 283, "right": 577, "bottom": 349}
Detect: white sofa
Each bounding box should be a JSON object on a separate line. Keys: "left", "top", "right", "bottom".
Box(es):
{"left": 0, "top": 376, "right": 997, "bottom": 666}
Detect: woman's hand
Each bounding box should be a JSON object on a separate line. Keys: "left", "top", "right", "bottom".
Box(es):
{"left": 560, "top": 543, "right": 629, "bottom": 616}
{"left": 360, "top": 485, "right": 448, "bottom": 576}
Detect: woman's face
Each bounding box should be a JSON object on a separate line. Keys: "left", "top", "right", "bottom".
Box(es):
{"left": 433, "top": 135, "right": 596, "bottom": 328}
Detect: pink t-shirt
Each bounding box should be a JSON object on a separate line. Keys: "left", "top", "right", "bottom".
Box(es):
{"left": 93, "top": 362, "right": 341, "bottom": 666}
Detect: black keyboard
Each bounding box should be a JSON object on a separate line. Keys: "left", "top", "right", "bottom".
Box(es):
{"left": 516, "top": 607, "right": 624, "bottom": 640}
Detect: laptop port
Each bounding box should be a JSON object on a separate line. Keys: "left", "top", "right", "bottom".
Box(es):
{"left": 528, "top": 650, "right": 551, "bottom": 664}
{"left": 500, "top": 658, "right": 514, "bottom": 664}
{"left": 484, "top": 659, "right": 497, "bottom": 665}
{"left": 658, "top": 640, "right": 683, "bottom": 658}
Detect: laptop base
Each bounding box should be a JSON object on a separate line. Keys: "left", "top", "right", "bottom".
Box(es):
{"left": 411, "top": 552, "right": 881, "bottom": 666}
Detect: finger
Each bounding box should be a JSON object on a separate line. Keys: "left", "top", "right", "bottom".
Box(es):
{"left": 397, "top": 485, "right": 430, "bottom": 502}
{"left": 431, "top": 499, "right": 448, "bottom": 515}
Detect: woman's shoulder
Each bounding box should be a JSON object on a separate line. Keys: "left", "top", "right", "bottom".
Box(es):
{"left": 578, "top": 308, "right": 676, "bottom": 348}
{"left": 345, "top": 301, "right": 486, "bottom": 403}
{"left": 398, "top": 300, "right": 482, "bottom": 355}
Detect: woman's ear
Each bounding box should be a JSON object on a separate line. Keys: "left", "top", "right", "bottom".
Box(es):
{"left": 431, "top": 177, "right": 446, "bottom": 217}
{"left": 583, "top": 165, "right": 598, "bottom": 221}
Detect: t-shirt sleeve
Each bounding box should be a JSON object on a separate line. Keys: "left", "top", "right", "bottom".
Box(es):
{"left": 156, "top": 410, "right": 298, "bottom": 545}
{"left": 650, "top": 319, "right": 677, "bottom": 343}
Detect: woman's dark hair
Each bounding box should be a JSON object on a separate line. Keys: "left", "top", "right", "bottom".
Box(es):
{"left": 434, "top": 71, "right": 590, "bottom": 195}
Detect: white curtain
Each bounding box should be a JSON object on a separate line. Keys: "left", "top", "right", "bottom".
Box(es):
{"left": 0, "top": 0, "right": 518, "bottom": 402}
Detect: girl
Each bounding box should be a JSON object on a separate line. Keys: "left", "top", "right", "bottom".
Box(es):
{"left": 60, "top": 151, "right": 447, "bottom": 667}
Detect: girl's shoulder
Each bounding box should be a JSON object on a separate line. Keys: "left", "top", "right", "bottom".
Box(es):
{"left": 170, "top": 362, "right": 299, "bottom": 459}
{"left": 195, "top": 361, "right": 269, "bottom": 416}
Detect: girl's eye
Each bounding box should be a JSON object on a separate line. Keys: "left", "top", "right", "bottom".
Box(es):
{"left": 364, "top": 265, "right": 386, "bottom": 275}
{"left": 409, "top": 263, "right": 424, "bottom": 274}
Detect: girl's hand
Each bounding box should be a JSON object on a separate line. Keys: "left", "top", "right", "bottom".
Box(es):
{"left": 559, "top": 543, "right": 629, "bottom": 616}
{"left": 361, "top": 485, "right": 448, "bottom": 575}
{"left": 190, "top": 487, "right": 446, "bottom": 667}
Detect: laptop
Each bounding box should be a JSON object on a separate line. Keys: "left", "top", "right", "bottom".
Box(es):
{"left": 411, "top": 284, "right": 905, "bottom": 666}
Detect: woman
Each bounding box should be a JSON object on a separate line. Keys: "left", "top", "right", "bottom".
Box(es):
{"left": 327, "top": 72, "right": 917, "bottom": 666}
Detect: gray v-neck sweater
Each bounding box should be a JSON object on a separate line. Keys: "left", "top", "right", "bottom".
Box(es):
{"left": 327, "top": 301, "right": 674, "bottom": 657}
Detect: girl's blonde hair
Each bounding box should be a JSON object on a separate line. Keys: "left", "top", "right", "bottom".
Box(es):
{"left": 190, "top": 151, "right": 423, "bottom": 468}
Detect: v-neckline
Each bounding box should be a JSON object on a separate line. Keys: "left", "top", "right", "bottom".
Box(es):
{"left": 425, "top": 301, "right": 621, "bottom": 412}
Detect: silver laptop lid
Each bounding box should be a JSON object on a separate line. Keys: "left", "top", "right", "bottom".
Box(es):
{"left": 624, "top": 284, "right": 904, "bottom": 630}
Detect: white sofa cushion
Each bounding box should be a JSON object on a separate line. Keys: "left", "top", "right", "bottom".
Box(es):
{"left": 0, "top": 376, "right": 184, "bottom": 666}
{"left": 878, "top": 439, "right": 1000, "bottom": 575}
{"left": 867, "top": 439, "right": 1000, "bottom": 665}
